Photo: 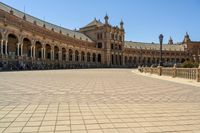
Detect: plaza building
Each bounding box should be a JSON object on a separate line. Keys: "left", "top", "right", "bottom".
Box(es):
{"left": 0, "top": 2, "right": 199, "bottom": 70}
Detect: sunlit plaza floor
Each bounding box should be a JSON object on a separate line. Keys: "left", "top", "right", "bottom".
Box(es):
{"left": 0, "top": 69, "right": 200, "bottom": 133}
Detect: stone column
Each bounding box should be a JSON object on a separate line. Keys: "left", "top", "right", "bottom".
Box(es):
{"left": 30, "top": 46, "right": 33, "bottom": 58}
{"left": 41, "top": 48, "right": 43, "bottom": 59}
{"left": 53, "top": 50, "right": 54, "bottom": 60}
{"left": 50, "top": 50, "right": 53, "bottom": 60}
{"left": 72, "top": 53, "right": 75, "bottom": 62}
{"left": 79, "top": 54, "right": 81, "bottom": 62}
{"left": 90, "top": 54, "right": 93, "bottom": 63}
{"left": 51, "top": 49, "right": 54, "bottom": 61}
{"left": 65, "top": 52, "right": 68, "bottom": 62}
{"left": 43, "top": 48, "right": 46, "bottom": 59}
{"left": 33, "top": 46, "right": 36, "bottom": 59}
{"left": 96, "top": 54, "right": 98, "bottom": 63}
{"left": 113, "top": 53, "right": 116, "bottom": 65}
{"left": 17, "top": 43, "right": 20, "bottom": 56}
{"left": 85, "top": 54, "right": 87, "bottom": 63}
{"left": 20, "top": 44, "right": 23, "bottom": 57}
{"left": 59, "top": 51, "right": 62, "bottom": 61}
{"left": 1, "top": 40, "right": 3, "bottom": 55}
{"left": 5, "top": 40, "right": 8, "bottom": 55}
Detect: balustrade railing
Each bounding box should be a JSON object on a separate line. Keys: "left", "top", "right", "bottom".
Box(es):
{"left": 139, "top": 65, "right": 200, "bottom": 82}
{"left": 176, "top": 68, "right": 196, "bottom": 80}
{"left": 162, "top": 68, "right": 173, "bottom": 76}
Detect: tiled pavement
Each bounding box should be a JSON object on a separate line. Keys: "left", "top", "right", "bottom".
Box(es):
{"left": 0, "top": 69, "right": 200, "bottom": 133}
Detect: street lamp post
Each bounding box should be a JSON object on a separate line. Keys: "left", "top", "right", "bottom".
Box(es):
{"left": 159, "top": 34, "right": 164, "bottom": 66}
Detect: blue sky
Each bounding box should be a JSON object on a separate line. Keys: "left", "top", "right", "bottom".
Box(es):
{"left": 1, "top": 0, "right": 200, "bottom": 43}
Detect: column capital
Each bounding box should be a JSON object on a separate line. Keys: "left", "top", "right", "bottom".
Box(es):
{"left": 51, "top": 45, "right": 55, "bottom": 50}
{"left": 42, "top": 43, "right": 46, "bottom": 48}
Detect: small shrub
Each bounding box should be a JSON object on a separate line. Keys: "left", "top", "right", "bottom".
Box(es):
{"left": 181, "top": 61, "right": 199, "bottom": 68}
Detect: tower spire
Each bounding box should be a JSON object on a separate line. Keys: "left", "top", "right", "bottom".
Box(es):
{"left": 23, "top": 6, "right": 26, "bottom": 20}
{"left": 168, "top": 36, "right": 173, "bottom": 45}
{"left": 120, "top": 19, "right": 124, "bottom": 29}
{"left": 183, "top": 32, "right": 191, "bottom": 43}
{"left": 104, "top": 13, "right": 109, "bottom": 25}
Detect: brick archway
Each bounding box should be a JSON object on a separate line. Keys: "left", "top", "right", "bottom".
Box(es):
{"left": 7, "top": 33, "right": 18, "bottom": 56}
{"left": 87, "top": 52, "right": 90, "bottom": 62}
{"left": 75, "top": 50, "right": 79, "bottom": 62}
{"left": 97, "top": 54, "right": 101, "bottom": 63}
{"left": 92, "top": 53, "right": 96, "bottom": 62}
{"left": 35, "top": 41, "right": 42, "bottom": 59}
{"left": 54, "top": 46, "right": 59, "bottom": 60}
{"left": 81, "top": 51, "right": 85, "bottom": 62}
{"left": 69, "top": 49, "right": 73, "bottom": 61}
{"left": 46, "top": 44, "right": 51, "bottom": 60}
{"left": 62, "top": 48, "right": 66, "bottom": 61}
{"left": 23, "top": 38, "right": 31, "bottom": 57}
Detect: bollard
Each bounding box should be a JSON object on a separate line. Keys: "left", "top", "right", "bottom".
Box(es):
{"left": 142, "top": 66, "right": 144, "bottom": 73}
{"left": 157, "top": 66, "right": 162, "bottom": 76}
{"left": 173, "top": 64, "right": 177, "bottom": 78}
{"left": 150, "top": 65, "right": 153, "bottom": 74}
{"left": 138, "top": 66, "right": 141, "bottom": 72}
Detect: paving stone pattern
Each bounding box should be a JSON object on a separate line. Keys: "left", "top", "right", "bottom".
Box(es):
{"left": 0, "top": 69, "right": 200, "bottom": 133}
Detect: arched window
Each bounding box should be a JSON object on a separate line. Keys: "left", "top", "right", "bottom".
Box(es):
{"left": 115, "top": 44, "right": 118, "bottom": 50}
{"left": 75, "top": 50, "right": 79, "bottom": 62}
{"left": 92, "top": 53, "right": 96, "bottom": 62}
{"left": 129, "top": 57, "right": 133, "bottom": 64}
{"left": 125, "top": 56, "right": 128, "bottom": 64}
{"left": 54, "top": 46, "right": 59, "bottom": 60}
{"left": 119, "top": 55, "right": 122, "bottom": 65}
{"left": 62, "top": 48, "right": 66, "bottom": 61}
{"left": 46, "top": 44, "right": 51, "bottom": 60}
{"left": 112, "top": 55, "right": 114, "bottom": 64}
{"left": 111, "top": 44, "right": 114, "bottom": 50}
{"left": 35, "top": 41, "right": 42, "bottom": 59}
{"left": 119, "top": 45, "right": 122, "bottom": 50}
{"left": 148, "top": 58, "right": 151, "bottom": 64}
{"left": 69, "top": 49, "right": 73, "bottom": 61}
{"left": 134, "top": 57, "right": 137, "bottom": 63}
{"left": 97, "top": 54, "right": 101, "bottom": 63}
{"left": 7, "top": 34, "right": 18, "bottom": 56}
{"left": 23, "top": 38, "right": 31, "bottom": 57}
{"left": 87, "top": 52, "right": 90, "bottom": 62}
{"left": 181, "top": 58, "right": 185, "bottom": 63}
{"left": 143, "top": 57, "right": 146, "bottom": 64}
{"left": 81, "top": 51, "right": 85, "bottom": 61}
{"left": 97, "top": 42, "right": 102, "bottom": 48}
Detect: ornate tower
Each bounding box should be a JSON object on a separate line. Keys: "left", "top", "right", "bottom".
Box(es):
{"left": 183, "top": 32, "right": 191, "bottom": 43}
{"left": 79, "top": 15, "right": 125, "bottom": 66}
{"left": 168, "top": 36, "right": 173, "bottom": 45}
{"left": 104, "top": 14, "right": 109, "bottom": 25}
{"left": 120, "top": 19, "right": 124, "bottom": 29}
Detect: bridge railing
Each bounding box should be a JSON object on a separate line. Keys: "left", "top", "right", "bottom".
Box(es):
{"left": 139, "top": 65, "right": 200, "bottom": 82}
